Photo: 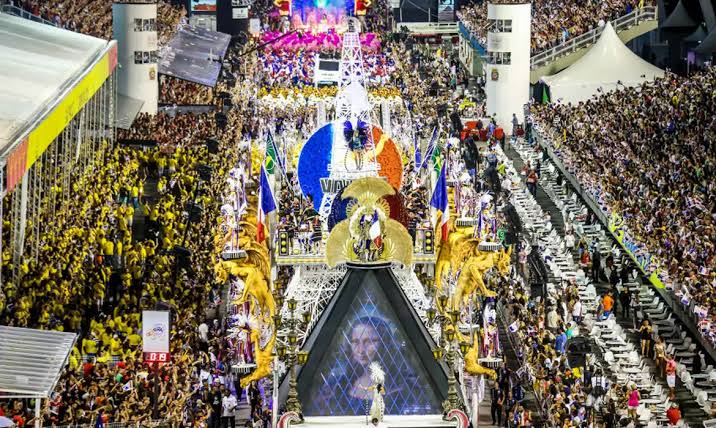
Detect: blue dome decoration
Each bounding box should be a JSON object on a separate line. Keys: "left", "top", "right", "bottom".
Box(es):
{"left": 297, "top": 122, "right": 333, "bottom": 211}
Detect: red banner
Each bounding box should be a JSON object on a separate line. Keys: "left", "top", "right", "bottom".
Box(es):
{"left": 6, "top": 138, "right": 28, "bottom": 192}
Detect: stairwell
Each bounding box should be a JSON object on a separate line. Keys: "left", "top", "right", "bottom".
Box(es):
{"left": 506, "top": 140, "right": 708, "bottom": 426}
{"left": 495, "top": 309, "right": 546, "bottom": 427}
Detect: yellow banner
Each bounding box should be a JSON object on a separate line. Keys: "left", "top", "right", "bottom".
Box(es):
{"left": 25, "top": 46, "right": 115, "bottom": 170}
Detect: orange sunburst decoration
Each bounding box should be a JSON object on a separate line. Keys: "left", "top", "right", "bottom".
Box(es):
{"left": 370, "top": 126, "right": 403, "bottom": 190}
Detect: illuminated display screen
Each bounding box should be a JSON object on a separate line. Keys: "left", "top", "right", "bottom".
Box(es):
{"left": 301, "top": 277, "right": 442, "bottom": 416}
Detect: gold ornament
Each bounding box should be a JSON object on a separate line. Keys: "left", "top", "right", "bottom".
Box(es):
{"left": 325, "top": 177, "right": 413, "bottom": 267}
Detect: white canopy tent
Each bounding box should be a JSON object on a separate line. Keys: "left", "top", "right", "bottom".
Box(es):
{"left": 0, "top": 326, "right": 77, "bottom": 428}
{"left": 541, "top": 22, "right": 665, "bottom": 105}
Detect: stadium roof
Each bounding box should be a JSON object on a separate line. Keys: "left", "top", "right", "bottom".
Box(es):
{"left": 542, "top": 23, "right": 664, "bottom": 105}
{"left": 0, "top": 13, "right": 116, "bottom": 190}
{"left": 661, "top": 0, "right": 697, "bottom": 29}
{"left": 696, "top": 27, "right": 716, "bottom": 53}
{"left": 0, "top": 326, "right": 77, "bottom": 398}
{"left": 685, "top": 24, "right": 709, "bottom": 42}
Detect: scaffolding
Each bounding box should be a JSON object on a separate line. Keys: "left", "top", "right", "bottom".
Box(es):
{"left": 1, "top": 58, "right": 117, "bottom": 290}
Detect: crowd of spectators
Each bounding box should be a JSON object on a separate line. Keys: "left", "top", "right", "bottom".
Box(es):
{"left": 0, "top": 104, "right": 250, "bottom": 425}
{"left": 531, "top": 69, "right": 716, "bottom": 344}
{"left": 0, "top": 2, "right": 475, "bottom": 427}
{"left": 498, "top": 265, "right": 674, "bottom": 427}
{"left": 11, "top": 0, "right": 185, "bottom": 41}
{"left": 457, "top": 0, "right": 652, "bottom": 54}
{"left": 255, "top": 43, "right": 396, "bottom": 87}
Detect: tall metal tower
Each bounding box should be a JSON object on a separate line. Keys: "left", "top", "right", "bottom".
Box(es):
{"left": 331, "top": 17, "right": 377, "bottom": 176}
{"left": 318, "top": 17, "right": 379, "bottom": 221}
{"left": 338, "top": 18, "right": 366, "bottom": 89}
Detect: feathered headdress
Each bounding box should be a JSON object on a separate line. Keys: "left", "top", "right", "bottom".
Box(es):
{"left": 369, "top": 362, "right": 385, "bottom": 385}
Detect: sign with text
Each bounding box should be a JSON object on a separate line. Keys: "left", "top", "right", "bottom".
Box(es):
{"left": 487, "top": 33, "right": 504, "bottom": 51}
{"left": 249, "top": 18, "right": 261, "bottom": 35}
{"left": 232, "top": 6, "right": 248, "bottom": 19}
{"left": 142, "top": 310, "right": 170, "bottom": 353}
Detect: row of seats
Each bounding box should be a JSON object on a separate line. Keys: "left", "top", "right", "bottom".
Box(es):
{"left": 493, "top": 145, "right": 603, "bottom": 424}
{"left": 509, "top": 139, "right": 703, "bottom": 425}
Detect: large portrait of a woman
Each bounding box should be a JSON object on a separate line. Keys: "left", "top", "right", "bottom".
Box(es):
{"left": 302, "top": 282, "right": 441, "bottom": 416}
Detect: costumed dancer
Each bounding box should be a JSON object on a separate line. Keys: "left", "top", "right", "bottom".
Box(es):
{"left": 368, "top": 362, "right": 386, "bottom": 422}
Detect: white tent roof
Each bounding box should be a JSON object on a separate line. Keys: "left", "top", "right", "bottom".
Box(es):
{"left": 542, "top": 22, "right": 664, "bottom": 105}
{"left": 0, "top": 13, "right": 107, "bottom": 156}
{"left": 0, "top": 326, "right": 77, "bottom": 398}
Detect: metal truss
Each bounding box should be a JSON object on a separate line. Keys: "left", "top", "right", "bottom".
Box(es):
{"left": 337, "top": 18, "right": 365, "bottom": 89}
{"left": 3, "top": 73, "right": 116, "bottom": 286}
{"left": 278, "top": 264, "right": 439, "bottom": 345}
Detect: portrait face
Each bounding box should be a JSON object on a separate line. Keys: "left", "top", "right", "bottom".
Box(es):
{"left": 350, "top": 323, "right": 379, "bottom": 367}
{"left": 300, "top": 275, "right": 442, "bottom": 417}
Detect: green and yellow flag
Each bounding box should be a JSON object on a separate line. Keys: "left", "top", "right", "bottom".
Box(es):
{"left": 265, "top": 133, "right": 278, "bottom": 175}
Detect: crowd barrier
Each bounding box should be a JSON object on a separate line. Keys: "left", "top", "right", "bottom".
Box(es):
{"left": 530, "top": 6, "right": 658, "bottom": 69}
{"left": 457, "top": 21, "right": 487, "bottom": 57}
{"left": 0, "top": 3, "right": 57, "bottom": 26}
{"left": 80, "top": 355, "right": 123, "bottom": 367}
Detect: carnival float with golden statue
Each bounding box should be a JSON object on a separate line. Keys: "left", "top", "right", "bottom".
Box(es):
{"left": 211, "top": 16, "right": 512, "bottom": 428}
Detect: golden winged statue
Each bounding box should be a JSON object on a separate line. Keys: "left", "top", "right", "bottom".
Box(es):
{"left": 325, "top": 177, "right": 413, "bottom": 267}
{"left": 214, "top": 191, "right": 277, "bottom": 387}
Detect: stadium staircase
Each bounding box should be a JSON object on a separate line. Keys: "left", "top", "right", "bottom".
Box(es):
{"left": 529, "top": 6, "right": 659, "bottom": 83}
{"left": 496, "top": 309, "right": 546, "bottom": 427}
{"left": 505, "top": 141, "right": 708, "bottom": 426}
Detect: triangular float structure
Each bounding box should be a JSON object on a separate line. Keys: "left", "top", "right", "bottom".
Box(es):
{"left": 278, "top": 267, "right": 450, "bottom": 416}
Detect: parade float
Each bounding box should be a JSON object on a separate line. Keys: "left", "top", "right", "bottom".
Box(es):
{"left": 214, "top": 17, "right": 512, "bottom": 428}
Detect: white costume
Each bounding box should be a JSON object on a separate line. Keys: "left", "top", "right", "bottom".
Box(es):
{"left": 369, "top": 362, "right": 385, "bottom": 422}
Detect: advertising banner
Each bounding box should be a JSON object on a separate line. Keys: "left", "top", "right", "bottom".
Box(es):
{"left": 142, "top": 311, "right": 170, "bottom": 353}
{"left": 232, "top": 6, "right": 248, "bottom": 18}
{"left": 438, "top": 0, "right": 454, "bottom": 21}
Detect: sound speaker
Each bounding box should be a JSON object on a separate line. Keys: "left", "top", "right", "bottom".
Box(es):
{"left": 196, "top": 164, "right": 213, "bottom": 181}
{"left": 206, "top": 138, "right": 219, "bottom": 154}
{"left": 566, "top": 337, "right": 591, "bottom": 368}
{"left": 173, "top": 245, "right": 192, "bottom": 259}
{"left": 530, "top": 283, "right": 545, "bottom": 301}
{"left": 216, "top": 112, "right": 228, "bottom": 130}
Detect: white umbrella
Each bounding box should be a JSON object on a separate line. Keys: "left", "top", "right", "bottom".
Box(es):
{"left": 0, "top": 416, "right": 15, "bottom": 428}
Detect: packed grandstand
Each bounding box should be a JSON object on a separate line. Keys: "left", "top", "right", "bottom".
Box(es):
{"left": 0, "top": 0, "right": 714, "bottom": 427}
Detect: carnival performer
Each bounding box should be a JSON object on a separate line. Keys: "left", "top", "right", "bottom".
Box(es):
{"left": 367, "top": 362, "right": 386, "bottom": 422}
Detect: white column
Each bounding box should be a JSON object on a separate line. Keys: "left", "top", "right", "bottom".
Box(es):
{"left": 485, "top": 1, "right": 531, "bottom": 128}
{"left": 112, "top": 2, "right": 159, "bottom": 114}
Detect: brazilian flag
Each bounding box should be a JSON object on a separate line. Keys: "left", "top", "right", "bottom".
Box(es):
{"left": 265, "top": 133, "right": 278, "bottom": 175}
{"left": 432, "top": 143, "right": 442, "bottom": 176}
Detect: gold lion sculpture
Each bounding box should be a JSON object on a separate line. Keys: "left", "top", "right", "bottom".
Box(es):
{"left": 435, "top": 220, "right": 476, "bottom": 290}
{"left": 451, "top": 246, "right": 512, "bottom": 310}
{"left": 464, "top": 334, "right": 497, "bottom": 379}
{"left": 241, "top": 333, "right": 276, "bottom": 387}
{"left": 441, "top": 325, "right": 496, "bottom": 379}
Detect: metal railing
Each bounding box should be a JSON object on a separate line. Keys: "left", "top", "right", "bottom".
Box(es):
{"left": 50, "top": 419, "right": 174, "bottom": 428}
{"left": 496, "top": 301, "right": 548, "bottom": 422}
{"left": 530, "top": 6, "right": 658, "bottom": 69}
{"left": 0, "top": 3, "right": 58, "bottom": 26}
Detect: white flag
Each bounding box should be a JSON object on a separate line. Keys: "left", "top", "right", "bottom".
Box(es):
{"left": 122, "top": 381, "right": 133, "bottom": 391}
